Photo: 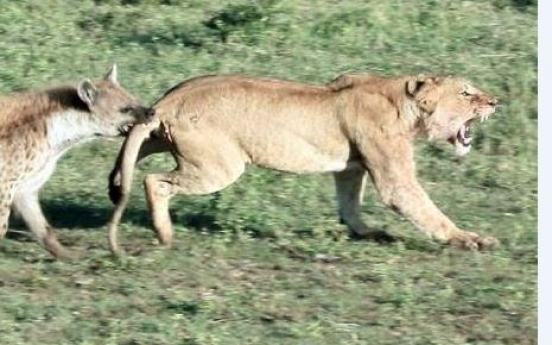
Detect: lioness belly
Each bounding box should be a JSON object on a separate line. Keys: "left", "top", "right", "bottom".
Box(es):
{"left": 241, "top": 128, "right": 351, "bottom": 173}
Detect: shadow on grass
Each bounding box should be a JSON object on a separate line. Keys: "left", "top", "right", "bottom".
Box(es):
{"left": 8, "top": 198, "right": 218, "bottom": 233}
{"left": 7, "top": 199, "right": 441, "bottom": 255}
{"left": 44, "top": 201, "right": 222, "bottom": 232}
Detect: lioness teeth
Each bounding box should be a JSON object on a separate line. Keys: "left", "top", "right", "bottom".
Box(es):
{"left": 464, "top": 125, "right": 471, "bottom": 138}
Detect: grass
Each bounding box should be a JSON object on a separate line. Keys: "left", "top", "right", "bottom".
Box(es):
{"left": 0, "top": 0, "right": 536, "bottom": 344}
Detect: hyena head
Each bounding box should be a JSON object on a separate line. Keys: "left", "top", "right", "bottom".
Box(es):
{"left": 76, "top": 64, "right": 155, "bottom": 136}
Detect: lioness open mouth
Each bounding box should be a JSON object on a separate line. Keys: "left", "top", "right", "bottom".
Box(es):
{"left": 452, "top": 111, "right": 493, "bottom": 157}
{"left": 457, "top": 121, "right": 473, "bottom": 147}
{"left": 455, "top": 110, "right": 493, "bottom": 148}
{"left": 450, "top": 119, "right": 476, "bottom": 157}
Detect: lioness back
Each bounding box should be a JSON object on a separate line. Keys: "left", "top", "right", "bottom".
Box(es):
{"left": 154, "top": 76, "right": 354, "bottom": 173}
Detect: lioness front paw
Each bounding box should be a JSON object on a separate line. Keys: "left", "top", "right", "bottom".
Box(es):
{"left": 448, "top": 231, "right": 500, "bottom": 250}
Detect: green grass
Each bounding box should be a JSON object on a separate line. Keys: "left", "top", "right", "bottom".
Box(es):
{"left": 0, "top": 0, "right": 536, "bottom": 344}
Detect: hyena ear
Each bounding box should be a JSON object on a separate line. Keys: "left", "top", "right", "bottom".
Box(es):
{"left": 77, "top": 79, "right": 98, "bottom": 107}
{"left": 406, "top": 74, "right": 427, "bottom": 97}
{"left": 104, "top": 63, "right": 119, "bottom": 85}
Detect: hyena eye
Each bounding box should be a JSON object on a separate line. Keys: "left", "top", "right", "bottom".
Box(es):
{"left": 119, "top": 106, "right": 135, "bottom": 114}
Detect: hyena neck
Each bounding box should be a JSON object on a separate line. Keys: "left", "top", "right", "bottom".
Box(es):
{"left": 47, "top": 110, "right": 107, "bottom": 155}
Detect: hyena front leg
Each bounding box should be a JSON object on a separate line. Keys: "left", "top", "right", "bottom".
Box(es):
{"left": 0, "top": 189, "right": 14, "bottom": 239}
{"left": 12, "top": 191, "right": 67, "bottom": 258}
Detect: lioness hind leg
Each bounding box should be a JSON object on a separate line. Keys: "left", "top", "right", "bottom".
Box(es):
{"left": 333, "top": 168, "right": 395, "bottom": 242}
{"left": 144, "top": 173, "right": 175, "bottom": 246}
{"left": 144, "top": 162, "right": 246, "bottom": 246}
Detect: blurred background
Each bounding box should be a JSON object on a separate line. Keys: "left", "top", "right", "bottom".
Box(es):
{"left": 0, "top": 1, "right": 536, "bottom": 344}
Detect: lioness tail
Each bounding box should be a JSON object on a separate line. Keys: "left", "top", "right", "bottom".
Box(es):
{"left": 108, "top": 119, "right": 161, "bottom": 256}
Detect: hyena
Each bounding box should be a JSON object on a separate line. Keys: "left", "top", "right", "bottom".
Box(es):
{"left": 0, "top": 64, "right": 154, "bottom": 258}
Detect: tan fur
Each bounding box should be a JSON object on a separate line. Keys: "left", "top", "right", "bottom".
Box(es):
{"left": 0, "top": 65, "right": 152, "bottom": 258}
{"left": 107, "top": 73, "right": 499, "bottom": 255}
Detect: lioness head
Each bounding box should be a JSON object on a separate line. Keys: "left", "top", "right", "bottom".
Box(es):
{"left": 76, "top": 64, "right": 154, "bottom": 136}
{"left": 407, "top": 75, "right": 497, "bottom": 156}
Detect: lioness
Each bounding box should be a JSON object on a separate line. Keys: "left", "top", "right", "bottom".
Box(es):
{"left": 107, "top": 73, "right": 498, "bottom": 255}
{"left": 0, "top": 65, "right": 153, "bottom": 258}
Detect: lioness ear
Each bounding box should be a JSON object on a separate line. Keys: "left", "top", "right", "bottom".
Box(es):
{"left": 77, "top": 79, "right": 98, "bottom": 107}
{"left": 406, "top": 74, "right": 427, "bottom": 96}
{"left": 327, "top": 74, "right": 355, "bottom": 91}
{"left": 104, "top": 63, "right": 119, "bottom": 85}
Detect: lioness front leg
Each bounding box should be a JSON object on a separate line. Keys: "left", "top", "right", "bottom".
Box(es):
{"left": 362, "top": 142, "right": 498, "bottom": 250}
{"left": 376, "top": 174, "right": 498, "bottom": 249}
{"left": 334, "top": 167, "right": 395, "bottom": 242}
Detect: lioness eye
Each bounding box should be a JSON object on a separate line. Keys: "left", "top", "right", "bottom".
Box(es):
{"left": 460, "top": 90, "right": 471, "bottom": 97}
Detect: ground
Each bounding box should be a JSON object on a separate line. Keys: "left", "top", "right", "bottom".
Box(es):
{"left": 0, "top": 0, "right": 536, "bottom": 344}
